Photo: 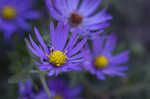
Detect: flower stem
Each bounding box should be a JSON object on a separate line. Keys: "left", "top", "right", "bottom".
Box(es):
{"left": 40, "top": 72, "right": 51, "bottom": 98}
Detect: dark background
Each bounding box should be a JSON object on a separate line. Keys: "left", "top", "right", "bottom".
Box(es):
{"left": 0, "top": 0, "right": 150, "bottom": 98}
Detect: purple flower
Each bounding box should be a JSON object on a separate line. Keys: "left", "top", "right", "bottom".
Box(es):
{"left": 18, "top": 80, "right": 35, "bottom": 99}
{"left": 83, "top": 34, "right": 129, "bottom": 80}
{"left": 46, "top": 0, "right": 112, "bottom": 37}
{"left": 35, "top": 79, "right": 82, "bottom": 99}
{"left": 26, "top": 22, "right": 87, "bottom": 76}
{"left": 0, "top": 0, "right": 39, "bottom": 39}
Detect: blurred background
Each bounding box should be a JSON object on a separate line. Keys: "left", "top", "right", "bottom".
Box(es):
{"left": 0, "top": 0, "right": 150, "bottom": 99}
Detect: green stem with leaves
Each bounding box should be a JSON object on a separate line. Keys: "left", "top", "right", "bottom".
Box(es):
{"left": 40, "top": 71, "right": 51, "bottom": 98}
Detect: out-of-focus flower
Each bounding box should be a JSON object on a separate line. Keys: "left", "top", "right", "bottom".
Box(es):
{"left": 26, "top": 22, "right": 87, "bottom": 76}
{"left": 0, "top": 0, "right": 39, "bottom": 39}
{"left": 35, "top": 79, "right": 82, "bottom": 99}
{"left": 18, "top": 80, "right": 35, "bottom": 99}
{"left": 46, "top": 0, "right": 112, "bottom": 37}
{"left": 83, "top": 34, "right": 129, "bottom": 80}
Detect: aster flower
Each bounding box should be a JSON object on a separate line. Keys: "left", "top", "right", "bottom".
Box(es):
{"left": 18, "top": 80, "right": 35, "bottom": 99}
{"left": 0, "top": 0, "right": 39, "bottom": 39}
{"left": 46, "top": 0, "right": 112, "bottom": 37}
{"left": 26, "top": 22, "right": 87, "bottom": 76}
{"left": 35, "top": 79, "right": 82, "bottom": 99}
{"left": 83, "top": 34, "right": 129, "bottom": 80}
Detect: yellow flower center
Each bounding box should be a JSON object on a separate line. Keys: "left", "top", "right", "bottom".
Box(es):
{"left": 47, "top": 48, "right": 68, "bottom": 67}
{"left": 94, "top": 56, "right": 108, "bottom": 69}
{"left": 53, "top": 95, "right": 63, "bottom": 99}
{"left": 2, "top": 6, "right": 16, "bottom": 20}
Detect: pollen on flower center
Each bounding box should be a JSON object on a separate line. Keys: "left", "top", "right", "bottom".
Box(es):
{"left": 2, "top": 6, "right": 16, "bottom": 20}
{"left": 54, "top": 95, "right": 63, "bottom": 99}
{"left": 47, "top": 48, "right": 68, "bottom": 67}
{"left": 69, "top": 12, "right": 83, "bottom": 26}
{"left": 94, "top": 56, "right": 108, "bottom": 69}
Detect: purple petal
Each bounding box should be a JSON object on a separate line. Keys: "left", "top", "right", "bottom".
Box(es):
{"left": 46, "top": 0, "right": 63, "bottom": 21}
{"left": 69, "top": 58, "right": 85, "bottom": 63}
{"left": 34, "top": 27, "right": 48, "bottom": 53}
{"left": 80, "top": 0, "right": 101, "bottom": 17}
{"left": 104, "top": 33, "right": 117, "bottom": 53}
{"left": 87, "top": 23, "right": 110, "bottom": 31}
{"left": 68, "top": 38, "right": 87, "bottom": 56}
{"left": 29, "top": 34, "right": 40, "bottom": 51}
{"left": 49, "top": 22, "right": 55, "bottom": 47}
{"left": 48, "top": 70, "right": 55, "bottom": 76}
{"left": 22, "top": 11, "right": 40, "bottom": 19}
{"left": 96, "top": 72, "right": 105, "bottom": 80}
{"left": 64, "top": 30, "right": 78, "bottom": 51}
{"left": 92, "top": 36, "right": 105, "bottom": 56}
{"left": 26, "top": 40, "right": 40, "bottom": 57}
{"left": 66, "top": 0, "right": 80, "bottom": 10}
{"left": 110, "top": 51, "right": 129, "bottom": 64}
{"left": 51, "top": 22, "right": 64, "bottom": 50}
{"left": 83, "top": 8, "right": 112, "bottom": 25}
{"left": 17, "top": 18, "right": 31, "bottom": 30}
{"left": 78, "top": 0, "right": 91, "bottom": 14}
{"left": 69, "top": 53, "right": 83, "bottom": 60}
{"left": 54, "top": 0, "right": 71, "bottom": 16}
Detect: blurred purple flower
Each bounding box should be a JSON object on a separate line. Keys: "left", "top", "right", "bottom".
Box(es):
{"left": 18, "top": 80, "right": 35, "bottom": 99}
{"left": 83, "top": 34, "right": 129, "bottom": 80}
{"left": 0, "top": 0, "right": 39, "bottom": 39}
{"left": 35, "top": 79, "right": 82, "bottom": 99}
{"left": 26, "top": 22, "right": 87, "bottom": 76}
{"left": 46, "top": 0, "right": 112, "bottom": 37}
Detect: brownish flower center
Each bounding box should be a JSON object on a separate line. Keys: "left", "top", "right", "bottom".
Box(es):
{"left": 69, "top": 12, "right": 83, "bottom": 27}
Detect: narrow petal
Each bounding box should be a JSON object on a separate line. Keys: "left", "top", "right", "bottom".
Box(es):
{"left": 78, "top": 0, "right": 91, "bottom": 14}
{"left": 51, "top": 22, "right": 64, "bottom": 50}
{"left": 22, "top": 11, "right": 40, "bottom": 19}
{"left": 35, "top": 61, "right": 52, "bottom": 69}
{"left": 29, "top": 35, "right": 40, "bottom": 51}
{"left": 69, "top": 58, "right": 85, "bottom": 63}
{"left": 54, "top": 0, "right": 71, "bottom": 16}
{"left": 87, "top": 23, "right": 110, "bottom": 31}
{"left": 3, "top": 31, "right": 13, "bottom": 40}
{"left": 67, "top": 0, "right": 80, "bottom": 10}
{"left": 69, "top": 53, "right": 83, "bottom": 60}
{"left": 48, "top": 70, "right": 55, "bottom": 76}
{"left": 81, "top": 0, "right": 101, "bottom": 17}
{"left": 26, "top": 40, "right": 40, "bottom": 57}
{"left": 17, "top": 18, "right": 31, "bottom": 30}
{"left": 46, "top": 0, "right": 63, "bottom": 21}
{"left": 64, "top": 30, "right": 78, "bottom": 51}
{"left": 92, "top": 36, "right": 105, "bottom": 56}
{"left": 83, "top": 8, "right": 112, "bottom": 26}
{"left": 50, "top": 22, "right": 55, "bottom": 47}
{"left": 110, "top": 51, "right": 129, "bottom": 64}
{"left": 96, "top": 72, "right": 105, "bottom": 80}
{"left": 104, "top": 33, "right": 117, "bottom": 53}
{"left": 34, "top": 28, "right": 48, "bottom": 53}
{"left": 68, "top": 38, "right": 87, "bottom": 56}
{"left": 55, "top": 23, "right": 69, "bottom": 50}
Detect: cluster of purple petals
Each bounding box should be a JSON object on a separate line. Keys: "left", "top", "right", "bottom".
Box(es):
{"left": 83, "top": 34, "right": 129, "bottom": 80}
{"left": 46, "top": 0, "right": 112, "bottom": 37}
{"left": 0, "top": 0, "right": 39, "bottom": 39}
{"left": 18, "top": 79, "right": 82, "bottom": 99}
{"left": 18, "top": 80, "right": 35, "bottom": 99}
{"left": 26, "top": 22, "right": 87, "bottom": 76}
{"left": 35, "top": 79, "right": 82, "bottom": 99}
{"left": 25, "top": 0, "right": 130, "bottom": 79}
